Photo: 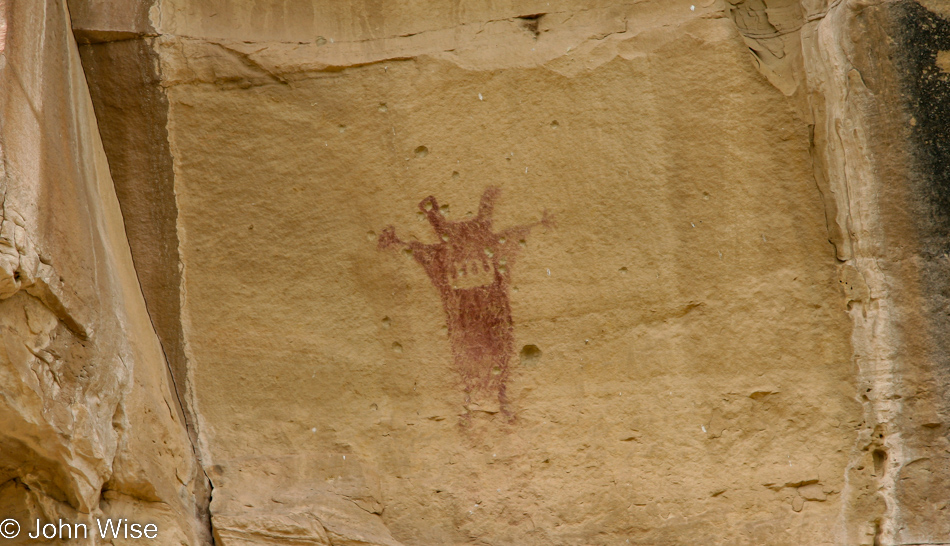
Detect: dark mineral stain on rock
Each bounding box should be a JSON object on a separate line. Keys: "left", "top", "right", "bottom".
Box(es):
{"left": 890, "top": 2, "right": 950, "bottom": 357}
{"left": 893, "top": 1, "right": 950, "bottom": 243}
{"left": 888, "top": 5, "right": 950, "bottom": 530}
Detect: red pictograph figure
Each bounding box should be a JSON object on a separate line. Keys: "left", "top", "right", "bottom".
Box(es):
{"left": 378, "top": 187, "right": 553, "bottom": 417}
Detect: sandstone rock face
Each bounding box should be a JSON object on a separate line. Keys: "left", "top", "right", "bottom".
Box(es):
{"left": 0, "top": 0, "right": 206, "bottom": 542}
{"left": 154, "top": 2, "right": 861, "bottom": 540}
{"left": 731, "top": 1, "right": 950, "bottom": 542}
{"left": 4, "top": 0, "right": 950, "bottom": 544}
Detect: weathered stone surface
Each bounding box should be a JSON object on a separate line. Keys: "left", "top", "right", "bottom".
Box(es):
{"left": 209, "top": 455, "right": 401, "bottom": 546}
{"left": 722, "top": 1, "right": 950, "bottom": 544}
{"left": 151, "top": 1, "right": 859, "bottom": 544}
{"left": 0, "top": 0, "right": 206, "bottom": 542}
{"left": 1, "top": 0, "right": 946, "bottom": 544}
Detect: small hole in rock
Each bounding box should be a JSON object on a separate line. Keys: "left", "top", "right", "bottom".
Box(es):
{"left": 392, "top": 342, "right": 403, "bottom": 353}
{"left": 415, "top": 146, "right": 429, "bottom": 158}
{"left": 518, "top": 14, "right": 542, "bottom": 38}
{"left": 872, "top": 449, "right": 887, "bottom": 476}
{"left": 520, "top": 345, "right": 542, "bottom": 366}
{"left": 381, "top": 317, "right": 391, "bottom": 328}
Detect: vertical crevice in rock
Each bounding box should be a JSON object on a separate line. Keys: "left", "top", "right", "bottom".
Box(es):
{"left": 800, "top": 6, "right": 903, "bottom": 541}
{"left": 72, "top": 35, "right": 188, "bottom": 425}
{"left": 68, "top": 4, "right": 214, "bottom": 542}
{"left": 2, "top": 0, "right": 211, "bottom": 540}
{"left": 727, "top": 0, "right": 950, "bottom": 543}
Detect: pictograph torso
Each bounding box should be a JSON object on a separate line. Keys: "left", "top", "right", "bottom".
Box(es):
{"left": 379, "top": 187, "right": 552, "bottom": 419}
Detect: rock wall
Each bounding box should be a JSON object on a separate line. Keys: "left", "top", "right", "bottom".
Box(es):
{"left": 729, "top": 1, "right": 950, "bottom": 542}
{"left": 2, "top": 0, "right": 948, "bottom": 544}
{"left": 0, "top": 0, "right": 207, "bottom": 542}
{"left": 159, "top": 2, "right": 861, "bottom": 544}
